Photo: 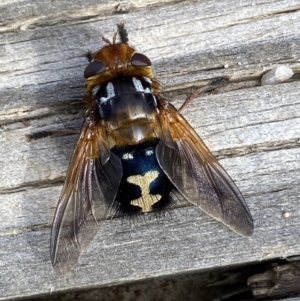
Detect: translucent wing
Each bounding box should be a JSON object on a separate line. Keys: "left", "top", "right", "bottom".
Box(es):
{"left": 50, "top": 113, "right": 122, "bottom": 273}
{"left": 156, "top": 103, "right": 254, "bottom": 236}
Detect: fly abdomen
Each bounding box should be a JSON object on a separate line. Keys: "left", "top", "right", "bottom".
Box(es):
{"left": 111, "top": 140, "right": 175, "bottom": 214}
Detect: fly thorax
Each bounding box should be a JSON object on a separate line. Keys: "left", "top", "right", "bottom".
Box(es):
{"left": 95, "top": 77, "right": 159, "bottom": 144}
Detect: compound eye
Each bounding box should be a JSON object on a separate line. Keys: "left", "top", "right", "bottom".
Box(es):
{"left": 131, "top": 53, "right": 151, "bottom": 67}
{"left": 84, "top": 60, "right": 106, "bottom": 79}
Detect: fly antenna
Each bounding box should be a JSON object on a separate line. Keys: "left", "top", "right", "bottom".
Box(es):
{"left": 117, "top": 23, "right": 129, "bottom": 44}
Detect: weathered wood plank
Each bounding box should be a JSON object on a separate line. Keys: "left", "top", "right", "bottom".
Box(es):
{"left": 1, "top": 0, "right": 300, "bottom": 299}
{"left": 248, "top": 263, "right": 300, "bottom": 299}
{"left": 1, "top": 0, "right": 300, "bottom": 95}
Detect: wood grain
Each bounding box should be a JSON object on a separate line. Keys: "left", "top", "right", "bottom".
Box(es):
{"left": 1, "top": 0, "right": 300, "bottom": 299}
{"left": 248, "top": 263, "right": 300, "bottom": 298}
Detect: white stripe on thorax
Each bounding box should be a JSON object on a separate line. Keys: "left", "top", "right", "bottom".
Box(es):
{"left": 132, "top": 77, "right": 151, "bottom": 93}
{"left": 100, "top": 82, "right": 115, "bottom": 104}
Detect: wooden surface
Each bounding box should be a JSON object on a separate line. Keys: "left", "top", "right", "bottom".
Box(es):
{"left": 1, "top": 0, "right": 300, "bottom": 300}
{"left": 248, "top": 262, "right": 300, "bottom": 299}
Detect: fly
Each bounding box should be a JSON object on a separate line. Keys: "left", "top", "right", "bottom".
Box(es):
{"left": 50, "top": 24, "right": 254, "bottom": 273}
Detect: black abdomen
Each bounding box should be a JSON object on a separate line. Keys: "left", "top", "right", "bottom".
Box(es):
{"left": 111, "top": 139, "right": 174, "bottom": 214}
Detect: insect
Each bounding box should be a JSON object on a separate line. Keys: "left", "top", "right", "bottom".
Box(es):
{"left": 50, "top": 24, "right": 254, "bottom": 273}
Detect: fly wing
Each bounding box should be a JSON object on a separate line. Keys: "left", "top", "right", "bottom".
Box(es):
{"left": 50, "top": 114, "right": 122, "bottom": 273}
{"left": 156, "top": 103, "right": 254, "bottom": 236}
